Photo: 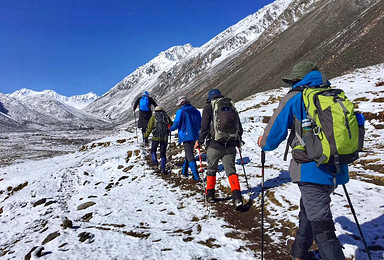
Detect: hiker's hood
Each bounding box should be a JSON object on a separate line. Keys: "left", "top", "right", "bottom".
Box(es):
{"left": 292, "top": 71, "right": 331, "bottom": 89}
{"left": 180, "top": 103, "right": 196, "bottom": 113}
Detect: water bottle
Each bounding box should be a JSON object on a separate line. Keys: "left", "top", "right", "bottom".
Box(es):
{"left": 302, "top": 118, "right": 312, "bottom": 134}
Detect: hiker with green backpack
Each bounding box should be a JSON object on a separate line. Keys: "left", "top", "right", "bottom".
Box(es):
{"left": 144, "top": 106, "right": 172, "bottom": 174}
{"left": 258, "top": 61, "right": 365, "bottom": 260}
{"left": 194, "top": 89, "right": 244, "bottom": 210}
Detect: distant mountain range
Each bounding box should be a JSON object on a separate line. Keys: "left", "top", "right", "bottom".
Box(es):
{"left": 8, "top": 88, "right": 98, "bottom": 109}
{"left": 0, "top": 89, "right": 110, "bottom": 132}
{"left": 1, "top": 0, "right": 383, "bottom": 132}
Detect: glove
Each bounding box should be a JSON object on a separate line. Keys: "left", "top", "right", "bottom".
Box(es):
{"left": 258, "top": 136, "right": 263, "bottom": 147}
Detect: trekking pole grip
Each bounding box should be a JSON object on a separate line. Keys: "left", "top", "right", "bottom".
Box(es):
{"left": 261, "top": 150, "right": 265, "bottom": 164}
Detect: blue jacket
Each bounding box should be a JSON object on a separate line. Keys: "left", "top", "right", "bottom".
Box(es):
{"left": 169, "top": 104, "right": 202, "bottom": 143}
{"left": 260, "top": 70, "right": 349, "bottom": 185}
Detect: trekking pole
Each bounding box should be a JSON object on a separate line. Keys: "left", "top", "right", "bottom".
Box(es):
{"left": 168, "top": 132, "right": 172, "bottom": 161}
{"left": 237, "top": 147, "right": 251, "bottom": 195}
{"left": 133, "top": 111, "right": 138, "bottom": 143}
{"left": 342, "top": 184, "right": 372, "bottom": 260}
{"left": 198, "top": 147, "right": 207, "bottom": 205}
{"left": 261, "top": 150, "right": 265, "bottom": 260}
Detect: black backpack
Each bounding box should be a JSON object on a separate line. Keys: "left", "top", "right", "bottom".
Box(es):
{"left": 153, "top": 111, "right": 170, "bottom": 138}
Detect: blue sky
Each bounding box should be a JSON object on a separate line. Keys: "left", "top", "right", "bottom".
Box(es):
{"left": 0, "top": 0, "right": 274, "bottom": 97}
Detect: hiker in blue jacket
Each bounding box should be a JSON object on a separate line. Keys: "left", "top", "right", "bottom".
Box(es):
{"left": 169, "top": 96, "right": 202, "bottom": 182}
{"left": 258, "top": 61, "right": 354, "bottom": 260}
{"left": 133, "top": 91, "right": 157, "bottom": 144}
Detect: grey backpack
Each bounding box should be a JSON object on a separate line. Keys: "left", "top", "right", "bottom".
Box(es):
{"left": 210, "top": 97, "right": 240, "bottom": 144}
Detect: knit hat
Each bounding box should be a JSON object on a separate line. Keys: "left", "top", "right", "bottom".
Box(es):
{"left": 176, "top": 96, "right": 189, "bottom": 106}
{"left": 207, "top": 89, "right": 223, "bottom": 101}
{"left": 282, "top": 61, "right": 318, "bottom": 83}
{"left": 155, "top": 106, "right": 163, "bottom": 111}
{"left": 143, "top": 91, "right": 149, "bottom": 96}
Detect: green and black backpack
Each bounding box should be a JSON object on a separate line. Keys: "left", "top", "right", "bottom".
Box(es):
{"left": 287, "top": 83, "right": 364, "bottom": 172}
{"left": 153, "top": 111, "right": 170, "bottom": 139}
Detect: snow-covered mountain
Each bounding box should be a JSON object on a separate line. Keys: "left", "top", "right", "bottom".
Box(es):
{"left": 9, "top": 88, "right": 99, "bottom": 109}
{"left": 0, "top": 90, "right": 110, "bottom": 132}
{"left": 84, "top": 44, "right": 196, "bottom": 122}
{"left": 85, "top": 0, "right": 383, "bottom": 127}
{"left": 1, "top": 64, "right": 383, "bottom": 259}
{"left": 85, "top": 0, "right": 296, "bottom": 123}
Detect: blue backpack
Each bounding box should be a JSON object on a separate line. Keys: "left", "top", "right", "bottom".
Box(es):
{"left": 139, "top": 95, "right": 150, "bottom": 111}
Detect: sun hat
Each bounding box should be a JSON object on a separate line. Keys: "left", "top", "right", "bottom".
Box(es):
{"left": 176, "top": 96, "right": 189, "bottom": 106}
{"left": 155, "top": 106, "right": 163, "bottom": 111}
{"left": 282, "top": 61, "right": 318, "bottom": 83}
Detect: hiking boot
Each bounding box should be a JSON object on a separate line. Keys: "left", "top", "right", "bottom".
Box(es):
{"left": 233, "top": 199, "right": 243, "bottom": 210}
{"left": 206, "top": 189, "right": 215, "bottom": 203}
{"left": 286, "top": 239, "right": 302, "bottom": 260}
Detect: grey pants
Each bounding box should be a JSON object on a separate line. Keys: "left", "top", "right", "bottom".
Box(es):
{"left": 293, "top": 182, "right": 345, "bottom": 260}
{"left": 206, "top": 146, "right": 236, "bottom": 177}
{"left": 183, "top": 141, "right": 195, "bottom": 162}
{"left": 299, "top": 182, "right": 334, "bottom": 221}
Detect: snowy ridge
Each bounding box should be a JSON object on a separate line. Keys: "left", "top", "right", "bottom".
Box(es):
{"left": 8, "top": 88, "right": 99, "bottom": 109}
{"left": 1, "top": 64, "right": 383, "bottom": 259}
{"left": 190, "top": 0, "right": 293, "bottom": 66}
{"left": 117, "top": 44, "right": 195, "bottom": 91}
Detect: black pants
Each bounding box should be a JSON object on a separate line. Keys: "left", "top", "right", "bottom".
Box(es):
{"left": 151, "top": 140, "right": 167, "bottom": 158}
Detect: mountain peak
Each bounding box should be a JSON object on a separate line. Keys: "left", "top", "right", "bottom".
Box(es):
{"left": 159, "top": 44, "right": 195, "bottom": 62}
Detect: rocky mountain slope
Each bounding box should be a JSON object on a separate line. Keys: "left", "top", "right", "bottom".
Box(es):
{"left": 86, "top": 0, "right": 384, "bottom": 127}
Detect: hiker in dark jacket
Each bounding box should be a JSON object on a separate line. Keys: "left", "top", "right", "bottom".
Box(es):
{"left": 133, "top": 91, "right": 157, "bottom": 144}
{"left": 258, "top": 61, "right": 350, "bottom": 260}
{"left": 144, "top": 106, "right": 173, "bottom": 174}
{"left": 194, "top": 89, "right": 244, "bottom": 210}
{"left": 169, "top": 96, "right": 202, "bottom": 182}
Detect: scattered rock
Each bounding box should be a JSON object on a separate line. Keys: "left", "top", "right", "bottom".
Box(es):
{"left": 33, "top": 198, "right": 47, "bottom": 207}
{"left": 78, "top": 232, "right": 95, "bottom": 243}
{"left": 81, "top": 212, "right": 93, "bottom": 222}
{"left": 123, "top": 166, "right": 134, "bottom": 172}
{"left": 42, "top": 231, "right": 60, "bottom": 244}
{"left": 77, "top": 201, "right": 96, "bottom": 210}
{"left": 61, "top": 217, "right": 73, "bottom": 229}
{"left": 24, "top": 246, "right": 38, "bottom": 260}
{"left": 44, "top": 200, "right": 57, "bottom": 207}
{"left": 105, "top": 183, "right": 114, "bottom": 191}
